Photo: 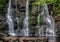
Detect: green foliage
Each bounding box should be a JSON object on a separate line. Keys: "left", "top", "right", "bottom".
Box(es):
{"left": 31, "top": 0, "right": 44, "bottom": 6}
{"left": 0, "top": 0, "right": 8, "bottom": 14}
{"left": 31, "top": 0, "right": 60, "bottom": 17}
{"left": 31, "top": 0, "right": 56, "bottom": 6}
{"left": 57, "top": 13, "right": 60, "bottom": 16}
{"left": 45, "top": 0, "right": 56, "bottom": 4}
{"left": 54, "top": 1, "right": 60, "bottom": 10}
{"left": 54, "top": 0, "right": 60, "bottom": 16}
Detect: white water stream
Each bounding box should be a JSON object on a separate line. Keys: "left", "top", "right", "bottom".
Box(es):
{"left": 6, "top": 0, "right": 16, "bottom": 36}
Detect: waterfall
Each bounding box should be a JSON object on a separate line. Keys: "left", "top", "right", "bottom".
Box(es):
{"left": 20, "top": 0, "right": 29, "bottom": 36}
{"left": 6, "top": 0, "right": 16, "bottom": 36}
{"left": 37, "top": 1, "right": 56, "bottom": 42}
{"left": 23, "top": 0, "right": 29, "bottom": 36}
{"left": 44, "top": 2, "right": 56, "bottom": 42}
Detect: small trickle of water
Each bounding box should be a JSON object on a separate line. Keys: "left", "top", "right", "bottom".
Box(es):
{"left": 6, "top": 0, "right": 16, "bottom": 36}
{"left": 16, "top": 17, "right": 20, "bottom": 30}
{"left": 37, "top": 9, "right": 45, "bottom": 36}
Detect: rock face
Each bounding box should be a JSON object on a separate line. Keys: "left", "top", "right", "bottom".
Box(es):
{"left": 0, "top": 16, "right": 7, "bottom": 30}
{"left": 0, "top": 16, "right": 8, "bottom": 36}
{"left": 54, "top": 16, "right": 60, "bottom": 42}
{"left": 54, "top": 16, "right": 60, "bottom": 35}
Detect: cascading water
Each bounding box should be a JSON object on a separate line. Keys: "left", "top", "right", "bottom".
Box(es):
{"left": 23, "top": 0, "right": 29, "bottom": 36}
{"left": 44, "top": 2, "right": 55, "bottom": 37}
{"left": 37, "top": 1, "right": 56, "bottom": 42}
{"left": 44, "top": 2, "right": 56, "bottom": 42}
{"left": 20, "top": 0, "right": 29, "bottom": 36}
{"left": 6, "top": 0, "right": 16, "bottom": 36}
